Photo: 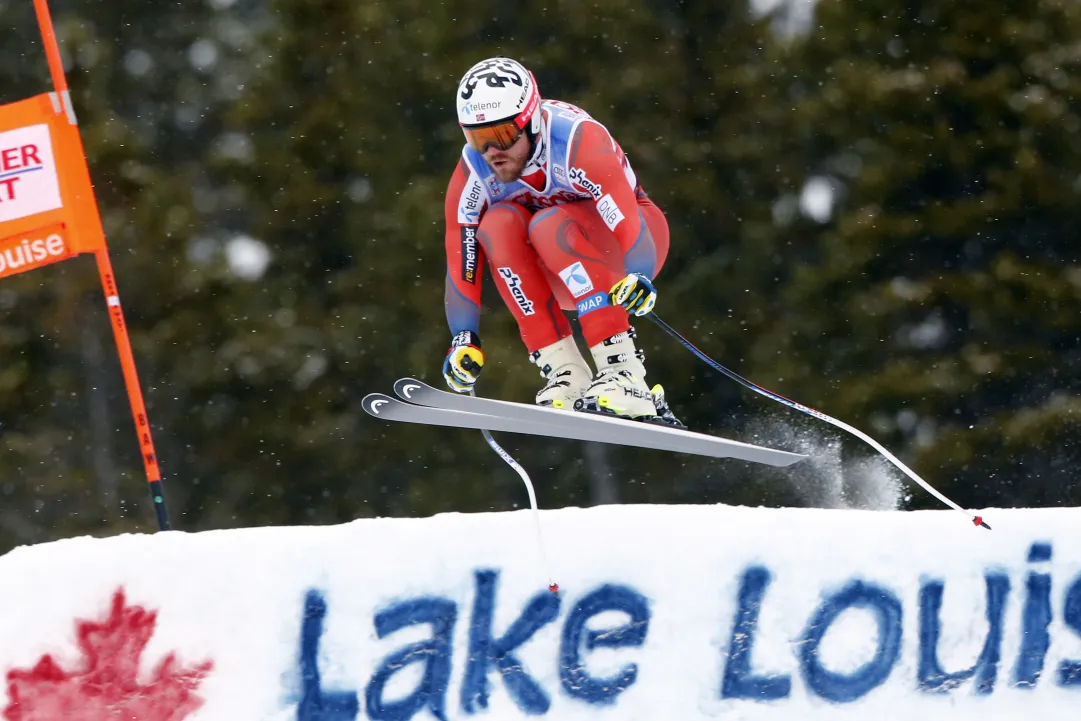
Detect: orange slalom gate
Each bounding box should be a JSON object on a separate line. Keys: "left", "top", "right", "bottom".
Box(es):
{"left": 0, "top": 0, "right": 171, "bottom": 529}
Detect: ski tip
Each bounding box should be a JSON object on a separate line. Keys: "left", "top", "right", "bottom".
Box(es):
{"left": 393, "top": 378, "right": 428, "bottom": 401}
{"left": 973, "top": 515, "right": 991, "bottom": 530}
{"left": 361, "top": 393, "right": 397, "bottom": 418}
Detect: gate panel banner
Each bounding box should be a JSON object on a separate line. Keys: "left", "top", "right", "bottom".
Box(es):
{"left": 0, "top": 93, "right": 107, "bottom": 270}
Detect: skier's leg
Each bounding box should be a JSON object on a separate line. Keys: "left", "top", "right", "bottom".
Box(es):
{"left": 527, "top": 201, "right": 631, "bottom": 345}
{"left": 477, "top": 203, "right": 592, "bottom": 407}
{"left": 527, "top": 198, "right": 677, "bottom": 421}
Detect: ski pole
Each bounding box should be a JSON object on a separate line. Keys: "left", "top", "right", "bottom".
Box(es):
{"left": 646, "top": 313, "right": 990, "bottom": 530}
{"left": 470, "top": 389, "right": 559, "bottom": 592}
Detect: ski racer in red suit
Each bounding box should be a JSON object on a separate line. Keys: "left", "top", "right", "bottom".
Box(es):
{"left": 442, "top": 57, "right": 680, "bottom": 425}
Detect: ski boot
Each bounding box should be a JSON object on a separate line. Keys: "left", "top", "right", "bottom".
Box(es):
{"left": 529, "top": 335, "right": 594, "bottom": 409}
{"left": 575, "top": 328, "right": 682, "bottom": 426}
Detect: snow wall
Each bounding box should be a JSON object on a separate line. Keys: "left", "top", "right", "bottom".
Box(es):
{"left": 0, "top": 504, "right": 1079, "bottom": 721}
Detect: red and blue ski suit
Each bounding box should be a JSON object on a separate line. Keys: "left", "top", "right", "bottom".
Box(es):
{"left": 444, "top": 99, "right": 669, "bottom": 352}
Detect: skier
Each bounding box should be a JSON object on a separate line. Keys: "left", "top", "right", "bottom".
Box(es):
{"left": 442, "top": 57, "right": 679, "bottom": 425}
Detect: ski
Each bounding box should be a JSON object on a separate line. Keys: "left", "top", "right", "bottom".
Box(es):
{"left": 361, "top": 379, "right": 806, "bottom": 468}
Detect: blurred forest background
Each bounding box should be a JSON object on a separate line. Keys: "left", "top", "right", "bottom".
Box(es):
{"left": 0, "top": 0, "right": 1078, "bottom": 553}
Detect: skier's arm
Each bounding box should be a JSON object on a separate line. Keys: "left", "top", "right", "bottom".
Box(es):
{"left": 444, "top": 159, "right": 486, "bottom": 335}
{"left": 568, "top": 121, "right": 655, "bottom": 279}
{"left": 443, "top": 160, "right": 487, "bottom": 392}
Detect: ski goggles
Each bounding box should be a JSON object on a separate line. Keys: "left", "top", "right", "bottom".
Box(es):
{"left": 461, "top": 119, "right": 524, "bottom": 154}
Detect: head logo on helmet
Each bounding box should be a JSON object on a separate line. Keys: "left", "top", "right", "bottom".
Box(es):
{"left": 456, "top": 57, "right": 542, "bottom": 152}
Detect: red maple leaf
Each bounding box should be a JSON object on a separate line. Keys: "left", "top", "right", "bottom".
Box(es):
{"left": 4, "top": 588, "right": 213, "bottom": 721}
